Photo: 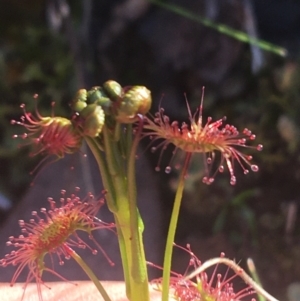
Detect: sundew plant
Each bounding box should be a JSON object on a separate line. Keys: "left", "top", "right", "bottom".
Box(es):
{"left": 1, "top": 80, "right": 278, "bottom": 301}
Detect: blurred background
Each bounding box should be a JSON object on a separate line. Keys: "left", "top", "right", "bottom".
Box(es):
{"left": 0, "top": 0, "right": 300, "bottom": 300}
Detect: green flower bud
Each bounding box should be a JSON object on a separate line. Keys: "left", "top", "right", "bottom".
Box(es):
{"left": 71, "top": 89, "right": 87, "bottom": 112}
{"left": 75, "top": 89, "right": 88, "bottom": 102}
{"left": 73, "top": 101, "right": 87, "bottom": 112}
{"left": 87, "top": 86, "right": 105, "bottom": 103}
{"left": 103, "top": 80, "right": 122, "bottom": 101}
{"left": 87, "top": 86, "right": 112, "bottom": 113}
{"left": 115, "top": 86, "right": 152, "bottom": 123}
{"left": 80, "top": 104, "right": 105, "bottom": 137}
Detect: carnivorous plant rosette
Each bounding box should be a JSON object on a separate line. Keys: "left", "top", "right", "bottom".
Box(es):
{"left": 151, "top": 244, "right": 277, "bottom": 301}
{"left": 0, "top": 189, "right": 114, "bottom": 300}
{"left": 143, "top": 89, "right": 262, "bottom": 185}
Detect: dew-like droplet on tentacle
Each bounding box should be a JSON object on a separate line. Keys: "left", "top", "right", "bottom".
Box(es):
{"left": 165, "top": 166, "right": 172, "bottom": 174}
{"left": 251, "top": 165, "right": 259, "bottom": 172}
{"left": 243, "top": 128, "right": 251, "bottom": 136}
{"left": 238, "top": 138, "right": 246, "bottom": 145}
{"left": 208, "top": 177, "right": 214, "bottom": 184}
{"left": 219, "top": 165, "right": 224, "bottom": 173}
{"left": 257, "top": 144, "right": 263, "bottom": 151}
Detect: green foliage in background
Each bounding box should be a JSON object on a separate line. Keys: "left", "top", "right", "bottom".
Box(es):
{"left": 0, "top": 2, "right": 76, "bottom": 205}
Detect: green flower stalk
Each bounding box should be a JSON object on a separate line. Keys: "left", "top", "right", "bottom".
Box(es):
{"left": 74, "top": 81, "right": 152, "bottom": 301}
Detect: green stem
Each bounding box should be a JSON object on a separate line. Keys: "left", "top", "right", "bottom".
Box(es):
{"left": 84, "top": 137, "right": 131, "bottom": 295}
{"left": 102, "top": 126, "right": 124, "bottom": 180}
{"left": 65, "top": 246, "right": 112, "bottom": 301}
{"left": 127, "top": 119, "right": 148, "bottom": 283}
{"left": 102, "top": 126, "right": 135, "bottom": 299}
{"left": 84, "top": 137, "right": 118, "bottom": 212}
{"left": 86, "top": 123, "right": 149, "bottom": 301}
{"left": 247, "top": 258, "right": 266, "bottom": 301}
{"left": 161, "top": 152, "right": 191, "bottom": 301}
{"left": 114, "top": 217, "right": 131, "bottom": 297}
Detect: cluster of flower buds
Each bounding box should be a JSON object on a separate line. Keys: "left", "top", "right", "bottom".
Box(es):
{"left": 71, "top": 80, "right": 152, "bottom": 137}
{"left": 12, "top": 81, "right": 151, "bottom": 161}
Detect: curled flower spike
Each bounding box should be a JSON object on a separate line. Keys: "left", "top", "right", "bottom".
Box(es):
{"left": 113, "top": 85, "right": 152, "bottom": 123}
{"left": 78, "top": 104, "right": 105, "bottom": 137}
{"left": 143, "top": 89, "right": 262, "bottom": 185}
{"left": 0, "top": 188, "right": 115, "bottom": 300}
{"left": 103, "top": 80, "right": 123, "bottom": 101}
{"left": 11, "top": 96, "right": 83, "bottom": 159}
